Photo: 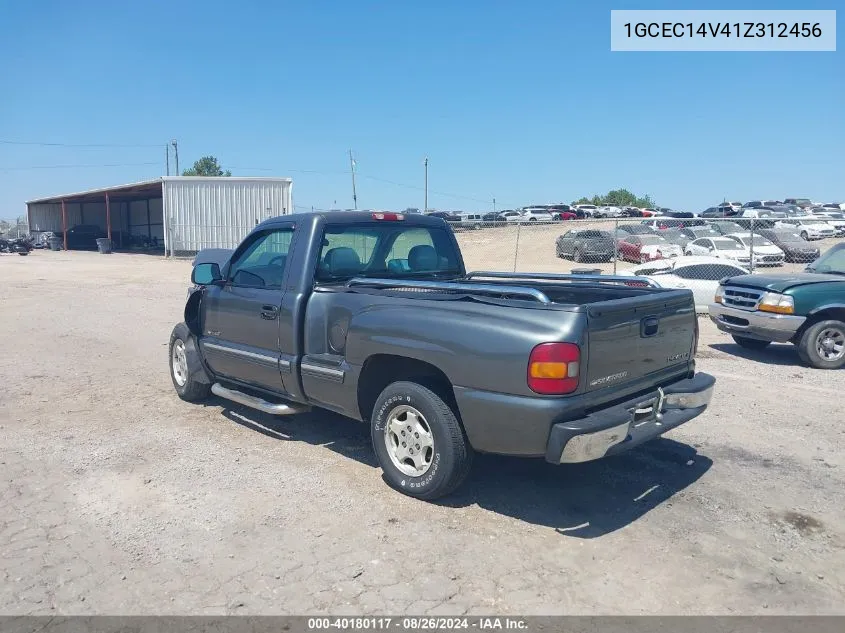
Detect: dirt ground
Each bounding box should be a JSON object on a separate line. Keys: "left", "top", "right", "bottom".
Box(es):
{"left": 1, "top": 248, "right": 843, "bottom": 616}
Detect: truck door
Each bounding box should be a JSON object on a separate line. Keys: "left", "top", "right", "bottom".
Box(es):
{"left": 200, "top": 225, "right": 295, "bottom": 394}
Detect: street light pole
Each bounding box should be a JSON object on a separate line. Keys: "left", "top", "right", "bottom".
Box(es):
{"left": 171, "top": 139, "right": 179, "bottom": 175}
{"left": 424, "top": 157, "right": 429, "bottom": 212}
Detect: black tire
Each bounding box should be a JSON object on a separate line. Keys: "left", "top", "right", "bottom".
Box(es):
{"left": 371, "top": 381, "right": 473, "bottom": 500}
{"left": 574, "top": 248, "right": 584, "bottom": 263}
{"left": 732, "top": 335, "right": 771, "bottom": 350}
{"left": 18, "top": 251, "right": 29, "bottom": 256}
{"left": 169, "top": 323, "right": 212, "bottom": 402}
{"left": 797, "top": 319, "right": 845, "bottom": 370}
{"left": 529, "top": 217, "right": 537, "bottom": 222}
{"left": 800, "top": 231, "right": 809, "bottom": 241}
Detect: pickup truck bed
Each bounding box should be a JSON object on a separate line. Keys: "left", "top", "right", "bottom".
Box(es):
{"left": 170, "top": 211, "right": 715, "bottom": 500}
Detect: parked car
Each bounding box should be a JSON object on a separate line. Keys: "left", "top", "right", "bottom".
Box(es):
{"left": 497, "top": 211, "right": 523, "bottom": 224}
{"left": 618, "top": 256, "right": 749, "bottom": 313}
{"left": 639, "top": 208, "right": 658, "bottom": 217}
{"left": 774, "top": 218, "right": 837, "bottom": 241}
{"left": 61, "top": 224, "right": 106, "bottom": 250}
{"left": 456, "top": 213, "right": 484, "bottom": 230}
{"left": 757, "top": 229, "right": 821, "bottom": 263}
{"left": 641, "top": 218, "right": 706, "bottom": 231}
{"left": 614, "top": 223, "right": 657, "bottom": 237}
{"left": 662, "top": 226, "right": 722, "bottom": 249}
{"left": 619, "top": 207, "right": 643, "bottom": 217}
{"left": 426, "top": 211, "right": 462, "bottom": 226}
{"left": 520, "top": 208, "right": 555, "bottom": 222}
{"left": 544, "top": 204, "right": 579, "bottom": 220}
{"left": 710, "top": 221, "right": 746, "bottom": 236}
{"left": 709, "top": 242, "right": 845, "bottom": 369}
{"left": 172, "top": 210, "right": 714, "bottom": 499}
{"left": 684, "top": 237, "right": 752, "bottom": 265}
{"left": 594, "top": 205, "right": 623, "bottom": 218}
{"left": 701, "top": 206, "right": 737, "bottom": 218}
{"left": 555, "top": 229, "right": 616, "bottom": 263}
{"left": 724, "top": 233, "right": 785, "bottom": 267}
{"left": 809, "top": 211, "right": 845, "bottom": 236}
{"left": 572, "top": 204, "right": 598, "bottom": 217}
{"left": 783, "top": 198, "right": 814, "bottom": 209}
{"left": 616, "top": 234, "right": 683, "bottom": 264}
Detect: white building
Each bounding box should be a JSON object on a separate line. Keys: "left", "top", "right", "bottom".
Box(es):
{"left": 26, "top": 176, "right": 293, "bottom": 256}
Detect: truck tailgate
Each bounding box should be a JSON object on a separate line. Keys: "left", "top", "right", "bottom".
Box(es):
{"left": 584, "top": 291, "right": 696, "bottom": 391}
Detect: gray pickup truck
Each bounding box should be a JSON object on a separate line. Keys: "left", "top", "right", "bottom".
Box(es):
{"left": 169, "top": 211, "right": 715, "bottom": 500}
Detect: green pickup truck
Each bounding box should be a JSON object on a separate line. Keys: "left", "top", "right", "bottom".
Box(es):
{"left": 708, "top": 243, "right": 845, "bottom": 369}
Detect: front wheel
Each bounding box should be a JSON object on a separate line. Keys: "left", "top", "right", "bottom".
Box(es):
{"left": 797, "top": 320, "right": 845, "bottom": 369}
{"left": 169, "top": 324, "right": 212, "bottom": 402}
{"left": 371, "top": 381, "right": 473, "bottom": 500}
{"left": 800, "top": 231, "right": 809, "bottom": 241}
{"left": 732, "top": 336, "right": 771, "bottom": 350}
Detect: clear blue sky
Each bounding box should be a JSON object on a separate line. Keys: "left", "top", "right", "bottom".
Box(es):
{"left": 1, "top": 0, "right": 842, "bottom": 220}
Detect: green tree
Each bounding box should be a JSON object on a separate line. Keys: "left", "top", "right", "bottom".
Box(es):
{"left": 182, "top": 156, "right": 232, "bottom": 177}
{"left": 571, "top": 190, "right": 657, "bottom": 208}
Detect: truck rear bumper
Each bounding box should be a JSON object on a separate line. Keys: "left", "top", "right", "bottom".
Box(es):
{"left": 453, "top": 370, "right": 714, "bottom": 459}
{"left": 708, "top": 303, "right": 805, "bottom": 343}
{"left": 544, "top": 372, "right": 715, "bottom": 464}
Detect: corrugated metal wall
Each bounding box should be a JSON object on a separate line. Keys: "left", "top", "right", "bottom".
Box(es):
{"left": 28, "top": 202, "right": 138, "bottom": 235}
{"left": 162, "top": 178, "right": 293, "bottom": 255}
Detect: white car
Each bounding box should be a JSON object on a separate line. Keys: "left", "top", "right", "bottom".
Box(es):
{"left": 773, "top": 218, "right": 837, "bottom": 240}
{"left": 594, "top": 205, "right": 623, "bottom": 218}
{"left": 684, "top": 236, "right": 752, "bottom": 265}
{"left": 724, "top": 233, "right": 785, "bottom": 266}
{"left": 810, "top": 211, "right": 845, "bottom": 236}
{"left": 618, "top": 256, "right": 749, "bottom": 313}
{"left": 519, "top": 208, "right": 555, "bottom": 222}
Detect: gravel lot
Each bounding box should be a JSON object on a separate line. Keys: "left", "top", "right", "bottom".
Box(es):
{"left": 1, "top": 248, "right": 843, "bottom": 616}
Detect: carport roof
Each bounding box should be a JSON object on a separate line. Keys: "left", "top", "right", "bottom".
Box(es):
{"left": 26, "top": 179, "right": 164, "bottom": 205}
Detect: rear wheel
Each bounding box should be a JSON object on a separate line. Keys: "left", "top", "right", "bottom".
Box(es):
{"left": 797, "top": 320, "right": 845, "bottom": 369}
{"left": 800, "top": 231, "right": 809, "bottom": 241}
{"left": 371, "top": 381, "right": 473, "bottom": 500}
{"left": 732, "top": 335, "right": 771, "bottom": 350}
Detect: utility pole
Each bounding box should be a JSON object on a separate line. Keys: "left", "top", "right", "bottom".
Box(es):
{"left": 424, "top": 157, "right": 429, "bottom": 212}
{"left": 171, "top": 139, "right": 179, "bottom": 175}
{"left": 165, "top": 144, "right": 170, "bottom": 176}
{"left": 493, "top": 197, "right": 496, "bottom": 214}
{"left": 349, "top": 150, "right": 358, "bottom": 209}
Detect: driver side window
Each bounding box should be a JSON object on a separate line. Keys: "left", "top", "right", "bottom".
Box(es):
{"left": 228, "top": 228, "right": 294, "bottom": 289}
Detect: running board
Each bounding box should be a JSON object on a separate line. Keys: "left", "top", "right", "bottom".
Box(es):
{"left": 211, "top": 383, "right": 310, "bottom": 416}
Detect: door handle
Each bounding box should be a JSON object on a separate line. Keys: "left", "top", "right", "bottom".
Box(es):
{"left": 260, "top": 305, "right": 279, "bottom": 320}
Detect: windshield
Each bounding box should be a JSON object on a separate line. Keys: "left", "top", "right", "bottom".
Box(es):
{"left": 713, "top": 238, "right": 741, "bottom": 251}
{"left": 639, "top": 235, "right": 668, "bottom": 245}
{"left": 770, "top": 231, "right": 803, "bottom": 242}
{"left": 732, "top": 235, "right": 773, "bottom": 247}
{"left": 807, "top": 247, "right": 845, "bottom": 274}
{"left": 315, "top": 223, "right": 461, "bottom": 282}
{"left": 577, "top": 230, "right": 612, "bottom": 239}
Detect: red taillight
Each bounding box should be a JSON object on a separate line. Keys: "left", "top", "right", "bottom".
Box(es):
{"left": 372, "top": 212, "right": 404, "bottom": 221}
{"left": 527, "top": 343, "right": 580, "bottom": 395}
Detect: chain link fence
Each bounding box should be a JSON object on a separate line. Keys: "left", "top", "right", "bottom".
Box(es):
{"left": 452, "top": 216, "right": 841, "bottom": 312}
{"left": 163, "top": 215, "right": 842, "bottom": 313}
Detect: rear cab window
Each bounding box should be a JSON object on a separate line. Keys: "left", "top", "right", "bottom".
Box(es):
{"left": 316, "top": 223, "right": 461, "bottom": 282}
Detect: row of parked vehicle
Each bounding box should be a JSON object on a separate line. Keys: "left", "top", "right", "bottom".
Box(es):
{"left": 555, "top": 218, "right": 828, "bottom": 267}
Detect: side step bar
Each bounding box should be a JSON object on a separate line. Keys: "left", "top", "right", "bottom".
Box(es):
{"left": 211, "top": 383, "right": 310, "bottom": 416}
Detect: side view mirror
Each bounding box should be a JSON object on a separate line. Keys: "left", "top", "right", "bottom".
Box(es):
{"left": 191, "top": 262, "right": 223, "bottom": 285}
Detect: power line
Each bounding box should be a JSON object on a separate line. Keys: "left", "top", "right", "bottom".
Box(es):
{"left": 0, "top": 161, "right": 160, "bottom": 171}
{"left": 0, "top": 139, "right": 162, "bottom": 148}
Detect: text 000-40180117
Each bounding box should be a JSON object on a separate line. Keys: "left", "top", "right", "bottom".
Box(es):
{"left": 610, "top": 9, "right": 836, "bottom": 51}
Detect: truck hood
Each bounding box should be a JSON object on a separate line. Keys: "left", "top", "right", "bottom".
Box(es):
{"left": 723, "top": 272, "right": 841, "bottom": 292}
